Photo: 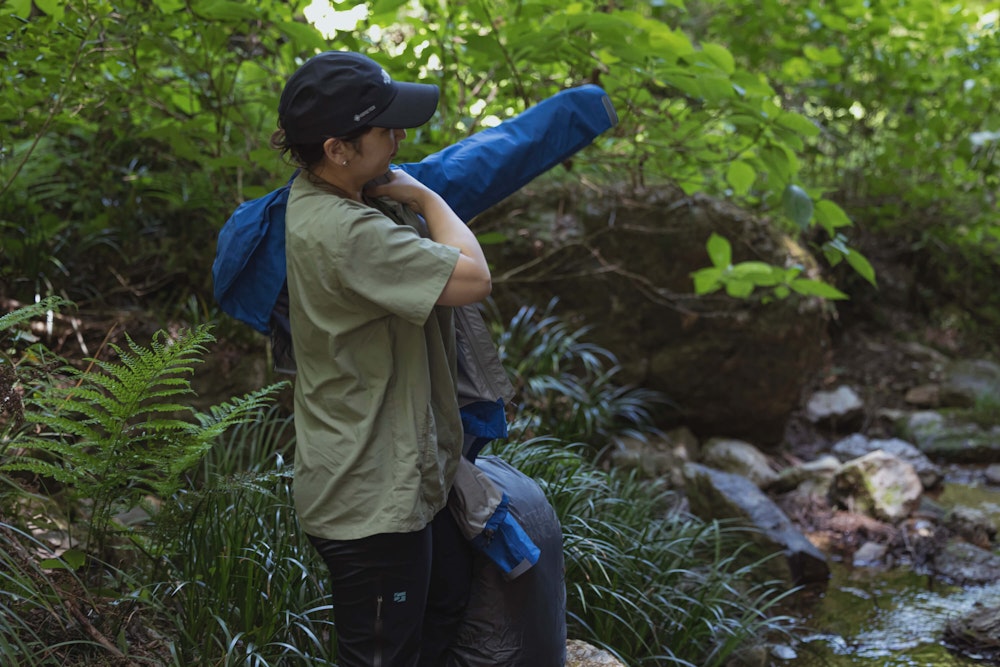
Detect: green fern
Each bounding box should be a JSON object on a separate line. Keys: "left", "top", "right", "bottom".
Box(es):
{"left": 2, "top": 297, "right": 73, "bottom": 438}
{"left": 0, "top": 296, "right": 70, "bottom": 337}
{"left": 2, "top": 323, "right": 288, "bottom": 553}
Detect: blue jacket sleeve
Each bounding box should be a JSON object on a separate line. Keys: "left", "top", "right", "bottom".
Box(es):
{"left": 398, "top": 84, "right": 618, "bottom": 221}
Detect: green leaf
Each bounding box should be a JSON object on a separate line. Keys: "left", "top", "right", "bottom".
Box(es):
{"left": 691, "top": 267, "right": 723, "bottom": 294}
{"left": 776, "top": 111, "right": 820, "bottom": 138}
{"left": 701, "top": 43, "right": 735, "bottom": 74}
{"left": 770, "top": 123, "right": 805, "bottom": 152}
{"left": 699, "top": 74, "right": 737, "bottom": 102}
{"left": 648, "top": 22, "right": 695, "bottom": 59}
{"left": 33, "top": 0, "right": 64, "bottom": 18}
{"left": 846, "top": 249, "right": 878, "bottom": 286}
{"left": 781, "top": 57, "right": 814, "bottom": 82}
{"left": 726, "top": 160, "right": 756, "bottom": 195}
{"left": 822, "top": 244, "right": 845, "bottom": 267}
{"left": 40, "top": 548, "right": 87, "bottom": 571}
{"left": 803, "top": 45, "right": 845, "bottom": 66}
{"left": 790, "top": 278, "right": 848, "bottom": 300}
{"left": 276, "top": 20, "right": 327, "bottom": 52}
{"left": 0, "top": 296, "right": 69, "bottom": 334}
{"left": 730, "top": 71, "right": 776, "bottom": 97}
{"left": 2, "top": 0, "right": 32, "bottom": 16}
{"left": 759, "top": 145, "right": 796, "bottom": 184}
{"left": 476, "top": 232, "right": 508, "bottom": 245}
{"left": 819, "top": 12, "right": 853, "bottom": 32}
{"left": 725, "top": 279, "right": 754, "bottom": 298}
{"left": 371, "top": 0, "right": 410, "bottom": 12}
{"left": 732, "top": 261, "right": 782, "bottom": 285}
{"left": 814, "top": 199, "right": 853, "bottom": 235}
{"left": 705, "top": 233, "right": 732, "bottom": 268}
{"left": 782, "top": 184, "right": 814, "bottom": 230}
{"left": 191, "top": 0, "right": 260, "bottom": 21}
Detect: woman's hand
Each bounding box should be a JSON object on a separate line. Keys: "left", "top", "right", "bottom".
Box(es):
{"left": 365, "top": 169, "right": 492, "bottom": 306}
{"left": 364, "top": 169, "right": 438, "bottom": 215}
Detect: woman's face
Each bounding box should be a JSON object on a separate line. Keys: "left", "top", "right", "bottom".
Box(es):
{"left": 352, "top": 126, "right": 406, "bottom": 179}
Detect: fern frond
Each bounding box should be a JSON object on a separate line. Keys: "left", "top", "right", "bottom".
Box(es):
{"left": 24, "top": 414, "right": 101, "bottom": 442}
{"left": 207, "top": 468, "right": 293, "bottom": 496}
{"left": 0, "top": 297, "right": 71, "bottom": 335}
{"left": 110, "top": 327, "right": 212, "bottom": 381}
{"left": 9, "top": 434, "right": 109, "bottom": 477}
{"left": 190, "top": 382, "right": 291, "bottom": 440}
{"left": 31, "top": 389, "right": 111, "bottom": 421}
{"left": 1, "top": 452, "right": 83, "bottom": 486}
{"left": 130, "top": 417, "right": 202, "bottom": 437}
{"left": 131, "top": 403, "right": 196, "bottom": 417}
{"left": 87, "top": 360, "right": 195, "bottom": 415}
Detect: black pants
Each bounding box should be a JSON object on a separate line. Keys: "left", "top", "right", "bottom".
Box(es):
{"left": 308, "top": 508, "right": 472, "bottom": 667}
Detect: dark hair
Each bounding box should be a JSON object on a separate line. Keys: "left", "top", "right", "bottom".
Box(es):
{"left": 270, "top": 124, "right": 372, "bottom": 169}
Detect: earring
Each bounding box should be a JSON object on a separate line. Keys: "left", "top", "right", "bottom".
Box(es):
{"left": 342, "top": 161, "right": 349, "bottom": 166}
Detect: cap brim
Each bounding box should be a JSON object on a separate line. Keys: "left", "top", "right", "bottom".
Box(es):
{"left": 369, "top": 81, "right": 440, "bottom": 129}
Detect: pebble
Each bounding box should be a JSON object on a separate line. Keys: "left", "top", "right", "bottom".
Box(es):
{"left": 985, "top": 464, "right": 1000, "bottom": 486}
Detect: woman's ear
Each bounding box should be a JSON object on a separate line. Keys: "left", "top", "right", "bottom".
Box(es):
{"left": 322, "top": 138, "right": 347, "bottom": 163}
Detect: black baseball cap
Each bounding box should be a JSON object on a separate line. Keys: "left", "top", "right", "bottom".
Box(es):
{"left": 277, "top": 51, "right": 439, "bottom": 144}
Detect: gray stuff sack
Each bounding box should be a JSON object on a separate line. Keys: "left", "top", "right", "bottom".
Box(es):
{"left": 447, "top": 456, "right": 567, "bottom": 667}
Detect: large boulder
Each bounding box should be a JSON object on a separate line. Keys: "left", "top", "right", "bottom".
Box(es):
{"left": 682, "top": 463, "right": 829, "bottom": 585}
{"left": 482, "top": 183, "right": 829, "bottom": 446}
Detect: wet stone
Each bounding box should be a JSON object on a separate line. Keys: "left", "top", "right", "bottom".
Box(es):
{"left": 852, "top": 541, "right": 889, "bottom": 568}
{"left": 683, "top": 463, "right": 830, "bottom": 585}
{"left": 943, "top": 602, "right": 1000, "bottom": 663}
{"left": 805, "top": 385, "right": 864, "bottom": 431}
{"left": 986, "top": 464, "right": 1000, "bottom": 486}
{"left": 898, "top": 410, "right": 1000, "bottom": 464}
{"left": 940, "top": 358, "right": 1000, "bottom": 408}
{"left": 829, "top": 451, "right": 923, "bottom": 523}
{"left": 905, "top": 383, "right": 940, "bottom": 408}
{"left": 566, "top": 639, "right": 627, "bottom": 667}
{"left": 945, "top": 505, "right": 997, "bottom": 548}
{"left": 700, "top": 437, "right": 779, "bottom": 489}
{"left": 931, "top": 539, "right": 1000, "bottom": 586}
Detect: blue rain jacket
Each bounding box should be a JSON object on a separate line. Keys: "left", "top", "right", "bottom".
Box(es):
{"left": 212, "top": 84, "right": 618, "bottom": 335}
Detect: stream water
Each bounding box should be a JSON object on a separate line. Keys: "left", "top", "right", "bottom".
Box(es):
{"left": 788, "top": 472, "right": 1000, "bottom": 666}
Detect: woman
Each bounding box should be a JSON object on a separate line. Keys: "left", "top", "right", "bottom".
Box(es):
{"left": 272, "top": 50, "right": 489, "bottom": 667}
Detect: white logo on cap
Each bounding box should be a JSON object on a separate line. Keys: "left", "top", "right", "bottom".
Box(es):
{"left": 354, "top": 105, "right": 377, "bottom": 122}
{"left": 381, "top": 69, "right": 391, "bottom": 85}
